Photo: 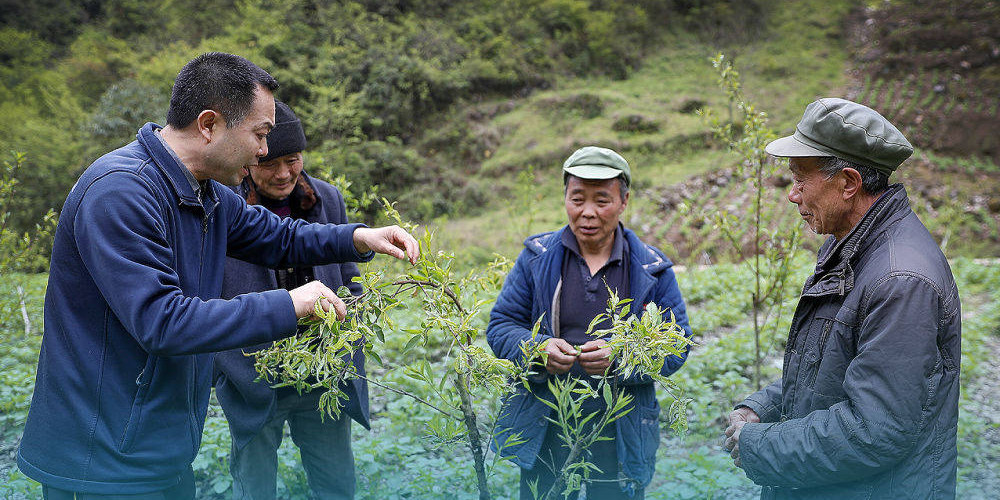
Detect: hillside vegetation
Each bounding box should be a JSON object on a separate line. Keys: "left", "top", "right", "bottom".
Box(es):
{"left": 0, "top": 0, "right": 763, "bottom": 244}
{"left": 4, "top": 0, "right": 996, "bottom": 265}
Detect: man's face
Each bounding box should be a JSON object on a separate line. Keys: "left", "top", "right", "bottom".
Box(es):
{"left": 206, "top": 85, "right": 275, "bottom": 185}
{"left": 250, "top": 152, "right": 304, "bottom": 200}
{"left": 787, "top": 157, "right": 851, "bottom": 236}
{"left": 565, "top": 176, "right": 628, "bottom": 251}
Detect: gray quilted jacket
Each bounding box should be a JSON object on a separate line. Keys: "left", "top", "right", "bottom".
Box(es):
{"left": 738, "top": 185, "right": 961, "bottom": 499}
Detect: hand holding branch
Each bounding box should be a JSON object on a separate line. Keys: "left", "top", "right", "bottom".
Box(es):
{"left": 578, "top": 339, "right": 612, "bottom": 375}
{"left": 543, "top": 338, "right": 578, "bottom": 374}
{"left": 289, "top": 280, "right": 346, "bottom": 320}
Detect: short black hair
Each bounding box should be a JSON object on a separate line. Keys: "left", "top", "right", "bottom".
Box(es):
{"left": 818, "top": 157, "right": 889, "bottom": 195}
{"left": 166, "top": 52, "right": 279, "bottom": 129}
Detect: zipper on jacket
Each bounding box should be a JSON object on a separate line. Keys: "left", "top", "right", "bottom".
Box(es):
{"left": 550, "top": 278, "right": 562, "bottom": 338}
{"left": 805, "top": 320, "right": 834, "bottom": 387}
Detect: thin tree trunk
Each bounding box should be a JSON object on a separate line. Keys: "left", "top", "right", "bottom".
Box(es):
{"left": 17, "top": 285, "right": 30, "bottom": 337}
{"left": 544, "top": 439, "right": 587, "bottom": 500}
{"left": 753, "top": 163, "right": 763, "bottom": 390}
{"left": 456, "top": 371, "right": 491, "bottom": 500}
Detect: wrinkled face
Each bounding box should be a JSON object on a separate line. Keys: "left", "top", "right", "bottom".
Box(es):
{"left": 206, "top": 85, "right": 275, "bottom": 185}
{"left": 250, "top": 152, "right": 304, "bottom": 200}
{"left": 787, "top": 157, "right": 850, "bottom": 236}
{"left": 565, "top": 175, "right": 628, "bottom": 251}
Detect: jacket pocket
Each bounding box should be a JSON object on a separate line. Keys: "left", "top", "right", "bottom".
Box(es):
{"left": 118, "top": 356, "right": 157, "bottom": 454}
{"left": 638, "top": 401, "right": 661, "bottom": 466}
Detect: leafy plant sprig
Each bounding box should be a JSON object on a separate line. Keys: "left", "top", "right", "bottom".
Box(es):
{"left": 253, "top": 199, "right": 514, "bottom": 500}
{"left": 700, "top": 53, "right": 801, "bottom": 390}
{"left": 518, "top": 290, "right": 694, "bottom": 499}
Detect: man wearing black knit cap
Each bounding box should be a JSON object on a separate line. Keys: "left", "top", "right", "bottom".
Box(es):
{"left": 215, "top": 100, "right": 368, "bottom": 500}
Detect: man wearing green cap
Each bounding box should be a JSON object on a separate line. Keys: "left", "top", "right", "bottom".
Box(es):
{"left": 487, "top": 146, "right": 693, "bottom": 498}
{"left": 724, "top": 98, "right": 961, "bottom": 499}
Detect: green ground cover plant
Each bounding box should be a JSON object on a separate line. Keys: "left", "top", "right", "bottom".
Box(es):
{"left": 4, "top": 257, "right": 998, "bottom": 498}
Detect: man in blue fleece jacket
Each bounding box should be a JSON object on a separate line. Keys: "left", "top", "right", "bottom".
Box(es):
{"left": 17, "top": 52, "right": 418, "bottom": 499}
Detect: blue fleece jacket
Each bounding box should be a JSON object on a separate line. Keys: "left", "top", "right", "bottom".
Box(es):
{"left": 487, "top": 226, "right": 692, "bottom": 494}
{"left": 17, "top": 123, "right": 372, "bottom": 494}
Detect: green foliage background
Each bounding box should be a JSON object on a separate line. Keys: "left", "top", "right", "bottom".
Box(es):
{"left": 0, "top": 0, "right": 717, "bottom": 234}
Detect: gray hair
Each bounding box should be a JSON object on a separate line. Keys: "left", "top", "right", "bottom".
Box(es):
{"left": 818, "top": 157, "right": 889, "bottom": 195}
{"left": 564, "top": 174, "right": 629, "bottom": 201}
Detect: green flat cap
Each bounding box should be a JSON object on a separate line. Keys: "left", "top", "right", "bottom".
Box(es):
{"left": 765, "top": 98, "right": 913, "bottom": 176}
{"left": 562, "top": 146, "right": 631, "bottom": 188}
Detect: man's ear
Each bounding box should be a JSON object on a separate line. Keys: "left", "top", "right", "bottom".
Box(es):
{"left": 619, "top": 190, "right": 630, "bottom": 214}
{"left": 196, "top": 110, "right": 222, "bottom": 142}
{"left": 840, "top": 167, "right": 863, "bottom": 200}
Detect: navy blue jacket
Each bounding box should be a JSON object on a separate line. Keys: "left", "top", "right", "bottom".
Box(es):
{"left": 17, "top": 123, "right": 373, "bottom": 494}
{"left": 215, "top": 173, "right": 370, "bottom": 452}
{"left": 487, "top": 226, "right": 692, "bottom": 494}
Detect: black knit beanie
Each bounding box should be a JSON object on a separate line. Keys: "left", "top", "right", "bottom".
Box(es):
{"left": 261, "top": 99, "right": 307, "bottom": 162}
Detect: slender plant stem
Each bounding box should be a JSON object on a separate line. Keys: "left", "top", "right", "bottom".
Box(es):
{"left": 17, "top": 285, "right": 30, "bottom": 337}
{"left": 392, "top": 279, "right": 467, "bottom": 314}
{"left": 456, "top": 370, "right": 491, "bottom": 500}
{"left": 753, "top": 157, "right": 763, "bottom": 390}
{"left": 355, "top": 372, "right": 460, "bottom": 420}
{"left": 545, "top": 376, "right": 620, "bottom": 500}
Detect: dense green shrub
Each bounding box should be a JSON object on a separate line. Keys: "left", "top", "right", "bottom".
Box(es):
{"left": 0, "top": 0, "right": 674, "bottom": 231}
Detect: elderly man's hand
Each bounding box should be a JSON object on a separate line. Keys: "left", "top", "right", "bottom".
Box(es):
{"left": 353, "top": 225, "right": 420, "bottom": 265}
{"left": 724, "top": 406, "right": 760, "bottom": 468}
{"left": 289, "top": 280, "right": 346, "bottom": 321}
{"left": 543, "top": 338, "right": 578, "bottom": 374}
{"left": 578, "top": 339, "right": 612, "bottom": 375}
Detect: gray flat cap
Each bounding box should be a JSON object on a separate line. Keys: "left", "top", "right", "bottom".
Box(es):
{"left": 765, "top": 98, "right": 913, "bottom": 176}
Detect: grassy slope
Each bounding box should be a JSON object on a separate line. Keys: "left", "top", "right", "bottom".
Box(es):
{"left": 431, "top": 0, "right": 999, "bottom": 266}
{"left": 434, "top": 0, "right": 853, "bottom": 263}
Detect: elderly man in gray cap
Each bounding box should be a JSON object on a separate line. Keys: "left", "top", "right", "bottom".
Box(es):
{"left": 724, "top": 98, "right": 961, "bottom": 499}
{"left": 487, "top": 146, "right": 693, "bottom": 499}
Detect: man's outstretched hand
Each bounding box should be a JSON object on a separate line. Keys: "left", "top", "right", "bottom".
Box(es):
{"left": 353, "top": 225, "right": 420, "bottom": 265}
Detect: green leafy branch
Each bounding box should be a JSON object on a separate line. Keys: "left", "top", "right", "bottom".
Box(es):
{"left": 519, "top": 290, "right": 694, "bottom": 499}
{"left": 252, "top": 198, "right": 514, "bottom": 500}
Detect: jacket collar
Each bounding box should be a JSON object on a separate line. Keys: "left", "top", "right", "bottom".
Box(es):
{"left": 137, "top": 122, "right": 214, "bottom": 209}
{"left": 803, "top": 184, "right": 912, "bottom": 297}
{"left": 524, "top": 225, "right": 672, "bottom": 306}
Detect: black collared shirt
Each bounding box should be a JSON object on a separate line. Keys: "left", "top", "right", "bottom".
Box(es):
{"left": 258, "top": 192, "right": 314, "bottom": 292}
{"left": 559, "top": 225, "right": 629, "bottom": 346}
